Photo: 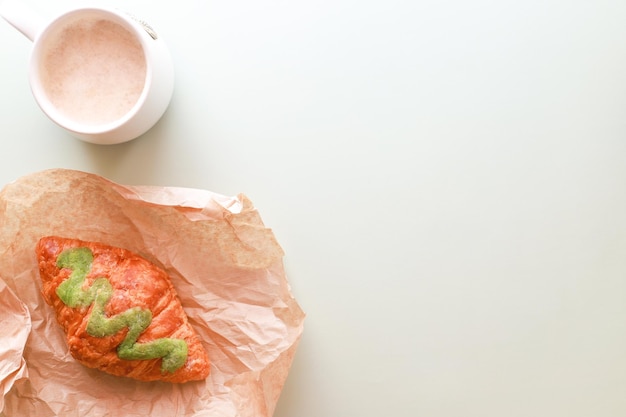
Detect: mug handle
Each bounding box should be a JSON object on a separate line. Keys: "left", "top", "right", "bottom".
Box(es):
{"left": 0, "top": 0, "right": 46, "bottom": 42}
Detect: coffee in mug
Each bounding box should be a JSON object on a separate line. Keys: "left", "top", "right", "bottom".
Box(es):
{"left": 40, "top": 17, "right": 147, "bottom": 126}
{"left": 0, "top": 2, "right": 174, "bottom": 144}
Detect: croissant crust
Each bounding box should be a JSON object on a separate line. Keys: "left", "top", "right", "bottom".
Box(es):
{"left": 36, "top": 236, "right": 210, "bottom": 383}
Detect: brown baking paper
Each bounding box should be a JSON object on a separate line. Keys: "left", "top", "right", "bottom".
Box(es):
{"left": 0, "top": 168, "right": 304, "bottom": 417}
{"left": 0, "top": 278, "right": 30, "bottom": 413}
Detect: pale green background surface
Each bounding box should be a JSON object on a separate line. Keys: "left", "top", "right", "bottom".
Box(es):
{"left": 1, "top": 1, "right": 626, "bottom": 416}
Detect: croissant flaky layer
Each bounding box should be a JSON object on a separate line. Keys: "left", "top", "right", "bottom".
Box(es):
{"left": 36, "top": 236, "right": 210, "bottom": 383}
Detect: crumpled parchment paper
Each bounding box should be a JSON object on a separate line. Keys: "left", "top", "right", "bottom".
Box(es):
{"left": 0, "top": 169, "right": 304, "bottom": 417}
{"left": 0, "top": 279, "right": 30, "bottom": 413}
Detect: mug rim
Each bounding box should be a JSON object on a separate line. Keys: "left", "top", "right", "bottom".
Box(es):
{"left": 28, "top": 7, "right": 154, "bottom": 136}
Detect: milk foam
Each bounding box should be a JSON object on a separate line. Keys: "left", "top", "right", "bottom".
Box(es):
{"left": 40, "top": 18, "right": 147, "bottom": 126}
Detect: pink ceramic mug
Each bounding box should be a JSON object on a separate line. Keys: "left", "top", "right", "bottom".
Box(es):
{"left": 0, "top": 2, "right": 174, "bottom": 144}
